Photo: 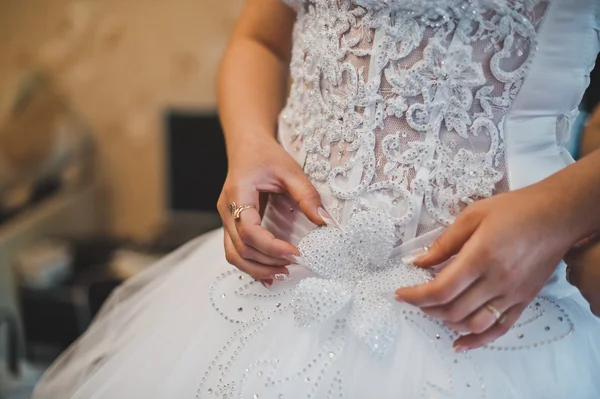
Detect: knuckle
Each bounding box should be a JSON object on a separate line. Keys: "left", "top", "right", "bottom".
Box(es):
{"left": 217, "top": 189, "right": 230, "bottom": 208}
{"left": 217, "top": 201, "right": 225, "bottom": 216}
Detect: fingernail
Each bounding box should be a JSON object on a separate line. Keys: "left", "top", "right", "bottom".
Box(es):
{"left": 453, "top": 345, "right": 468, "bottom": 353}
{"left": 259, "top": 279, "right": 273, "bottom": 287}
{"left": 273, "top": 273, "right": 290, "bottom": 281}
{"left": 284, "top": 254, "right": 299, "bottom": 264}
{"left": 401, "top": 246, "right": 430, "bottom": 264}
{"left": 394, "top": 295, "right": 405, "bottom": 302}
{"left": 318, "top": 207, "right": 335, "bottom": 226}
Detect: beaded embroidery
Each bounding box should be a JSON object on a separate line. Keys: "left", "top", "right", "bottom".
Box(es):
{"left": 198, "top": 268, "right": 574, "bottom": 398}
{"left": 195, "top": 1, "right": 580, "bottom": 398}
{"left": 295, "top": 209, "right": 433, "bottom": 357}
{"left": 280, "top": 0, "right": 548, "bottom": 242}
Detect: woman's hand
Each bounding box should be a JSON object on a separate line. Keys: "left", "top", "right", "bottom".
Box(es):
{"left": 395, "top": 186, "right": 579, "bottom": 352}
{"left": 565, "top": 235, "right": 600, "bottom": 317}
{"left": 216, "top": 1, "right": 314, "bottom": 283}
{"left": 217, "top": 134, "right": 324, "bottom": 282}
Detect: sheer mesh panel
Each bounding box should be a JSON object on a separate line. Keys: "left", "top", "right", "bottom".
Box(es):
{"left": 280, "top": 0, "right": 549, "bottom": 242}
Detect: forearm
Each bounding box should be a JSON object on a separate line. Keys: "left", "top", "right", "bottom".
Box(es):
{"left": 534, "top": 147, "right": 600, "bottom": 242}
{"left": 217, "top": 1, "right": 294, "bottom": 160}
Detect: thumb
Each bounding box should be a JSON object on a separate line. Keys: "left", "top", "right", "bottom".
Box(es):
{"left": 416, "top": 212, "right": 481, "bottom": 267}
{"left": 283, "top": 169, "right": 325, "bottom": 226}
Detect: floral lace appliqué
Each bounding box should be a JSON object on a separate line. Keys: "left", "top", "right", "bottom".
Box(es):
{"left": 281, "top": 0, "right": 549, "bottom": 242}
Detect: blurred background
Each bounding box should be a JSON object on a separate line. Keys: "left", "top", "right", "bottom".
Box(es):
{"left": 0, "top": 1, "right": 597, "bottom": 398}
{"left": 0, "top": 1, "right": 241, "bottom": 397}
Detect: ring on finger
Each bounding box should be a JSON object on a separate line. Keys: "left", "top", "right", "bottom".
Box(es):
{"left": 485, "top": 304, "right": 506, "bottom": 325}
{"left": 228, "top": 201, "right": 256, "bottom": 220}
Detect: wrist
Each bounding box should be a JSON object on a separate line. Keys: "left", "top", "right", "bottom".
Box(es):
{"left": 517, "top": 182, "right": 594, "bottom": 250}
{"left": 532, "top": 155, "right": 600, "bottom": 242}
{"left": 225, "top": 127, "right": 277, "bottom": 157}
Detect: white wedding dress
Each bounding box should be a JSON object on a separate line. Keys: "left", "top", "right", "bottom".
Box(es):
{"left": 34, "top": 1, "right": 600, "bottom": 398}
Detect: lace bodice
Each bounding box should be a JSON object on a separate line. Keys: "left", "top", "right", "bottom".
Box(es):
{"left": 278, "top": 0, "right": 598, "bottom": 245}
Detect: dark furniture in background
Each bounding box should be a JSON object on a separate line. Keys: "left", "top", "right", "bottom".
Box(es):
{"left": 19, "top": 111, "right": 228, "bottom": 360}
{"left": 166, "top": 111, "right": 228, "bottom": 213}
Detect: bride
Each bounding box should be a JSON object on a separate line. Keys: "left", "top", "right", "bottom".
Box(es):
{"left": 34, "top": 0, "right": 600, "bottom": 398}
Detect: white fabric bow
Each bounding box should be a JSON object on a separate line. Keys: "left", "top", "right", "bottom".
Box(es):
{"left": 294, "top": 210, "right": 433, "bottom": 357}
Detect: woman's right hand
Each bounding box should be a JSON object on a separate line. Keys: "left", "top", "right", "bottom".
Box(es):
{"left": 217, "top": 134, "right": 324, "bottom": 283}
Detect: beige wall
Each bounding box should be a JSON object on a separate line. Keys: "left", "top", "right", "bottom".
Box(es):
{"left": 0, "top": 0, "right": 244, "bottom": 239}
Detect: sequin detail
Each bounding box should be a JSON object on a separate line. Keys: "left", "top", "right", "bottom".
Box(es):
{"left": 295, "top": 209, "right": 433, "bottom": 356}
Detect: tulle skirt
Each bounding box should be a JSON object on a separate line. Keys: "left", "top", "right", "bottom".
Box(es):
{"left": 33, "top": 221, "right": 600, "bottom": 399}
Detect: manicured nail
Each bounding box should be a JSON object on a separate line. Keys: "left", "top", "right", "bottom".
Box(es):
{"left": 401, "top": 246, "right": 430, "bottom": 264}
{"left": 453, "top": 344, "right": 468, "bottom": 353}
{"left": 284, "top": 254, "right": 299, "bottom": 264}
{"left": 273, "top": 273, "right": 289, "bottom": 281}
{"left": 318, "top": 207, "right": 335, "bottom": 226}
{"left": 259, "top": 279, "right": 273, "bottom": 287}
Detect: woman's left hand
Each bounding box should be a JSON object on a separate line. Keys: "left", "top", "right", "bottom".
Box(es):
{"left": 395, "top": 185, "right": 580, "bottom": 352}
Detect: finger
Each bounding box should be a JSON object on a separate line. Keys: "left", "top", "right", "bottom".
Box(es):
{"left": 396, "top": 245, "right": 481, "bottom": 307}
{"left": 421, "top": 279, "right": 499, "bottom": 324}
{"left": 443, "top": 296, "right": 513, "bottom": 334}
{"left": 258, "top": 279, "right": 273, "bottom": 287}
{"left": 282, "top": 168, "right": 325, "bottom": 226}
{"left": 222, "top": 213, "right": 292, "bottom": 265}
{"left": 222, "top": 191, "right": 299, "bottom": 261}
{"left": 452, "top": 302, "right": 527, "bottom": 351}
{"left": 415, "top": 208, "right": 482, "bottom": 268}
{"left": 236, "top": 210, "right": 300, "bottom": 258}
{"left": 224, "top": 233, "right": 289, "bottom": 280}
